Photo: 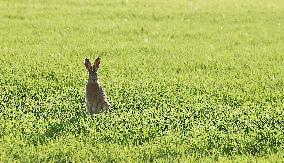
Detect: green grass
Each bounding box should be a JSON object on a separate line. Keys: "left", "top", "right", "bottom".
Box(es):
{"left": 0, "top": 0, "right": 284, "bottom": 162}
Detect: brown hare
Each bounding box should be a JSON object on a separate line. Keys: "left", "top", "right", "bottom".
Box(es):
{"left": 84, "top": 57, "right": 110, "bottom": 114}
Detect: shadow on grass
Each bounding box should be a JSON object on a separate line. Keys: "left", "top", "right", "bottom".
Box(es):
{"left": 28, "top": 109, "right": 91, "bottom": 146}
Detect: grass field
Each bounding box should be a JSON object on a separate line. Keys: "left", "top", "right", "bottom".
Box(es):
{"left": 0, "top": 0, "right": 284, "bottom": 162}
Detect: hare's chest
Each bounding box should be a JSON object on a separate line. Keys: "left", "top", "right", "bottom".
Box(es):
{"left": 85, "top": 82, "right": 101, "bottom": 102}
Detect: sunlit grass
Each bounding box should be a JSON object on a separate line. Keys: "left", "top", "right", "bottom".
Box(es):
{"left": 0, "top": 0, "right": 283, "bottom": 161}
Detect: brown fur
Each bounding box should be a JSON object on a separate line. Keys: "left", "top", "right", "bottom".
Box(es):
{"left": 84, "top": 58, "right": 110, "bottom": 114}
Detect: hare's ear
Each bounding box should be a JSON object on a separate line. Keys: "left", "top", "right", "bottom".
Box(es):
{"left": 94, "top": 57, "right": 100, "bottom": 70}
{"left": 84, "top": 58, "right": 92, "bottom": 71}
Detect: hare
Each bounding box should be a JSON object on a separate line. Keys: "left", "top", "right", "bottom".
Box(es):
{"left": 84, "top": 57, "right": 110, "bottom": 114}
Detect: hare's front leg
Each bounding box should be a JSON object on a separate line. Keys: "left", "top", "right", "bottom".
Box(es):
{"left": 86, "top": 102, "right": 90, "bottom": 113}
{"left": 86, "top": 103, "right": 97, "bottom": 115}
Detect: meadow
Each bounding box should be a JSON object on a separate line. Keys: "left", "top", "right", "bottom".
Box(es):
{"left": 0, "top": 0, "right": 283, "bottom": 162}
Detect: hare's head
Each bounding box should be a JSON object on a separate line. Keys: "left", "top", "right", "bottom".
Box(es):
{"left": 84, "top": 57, "right": 100, "bottom": 82}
